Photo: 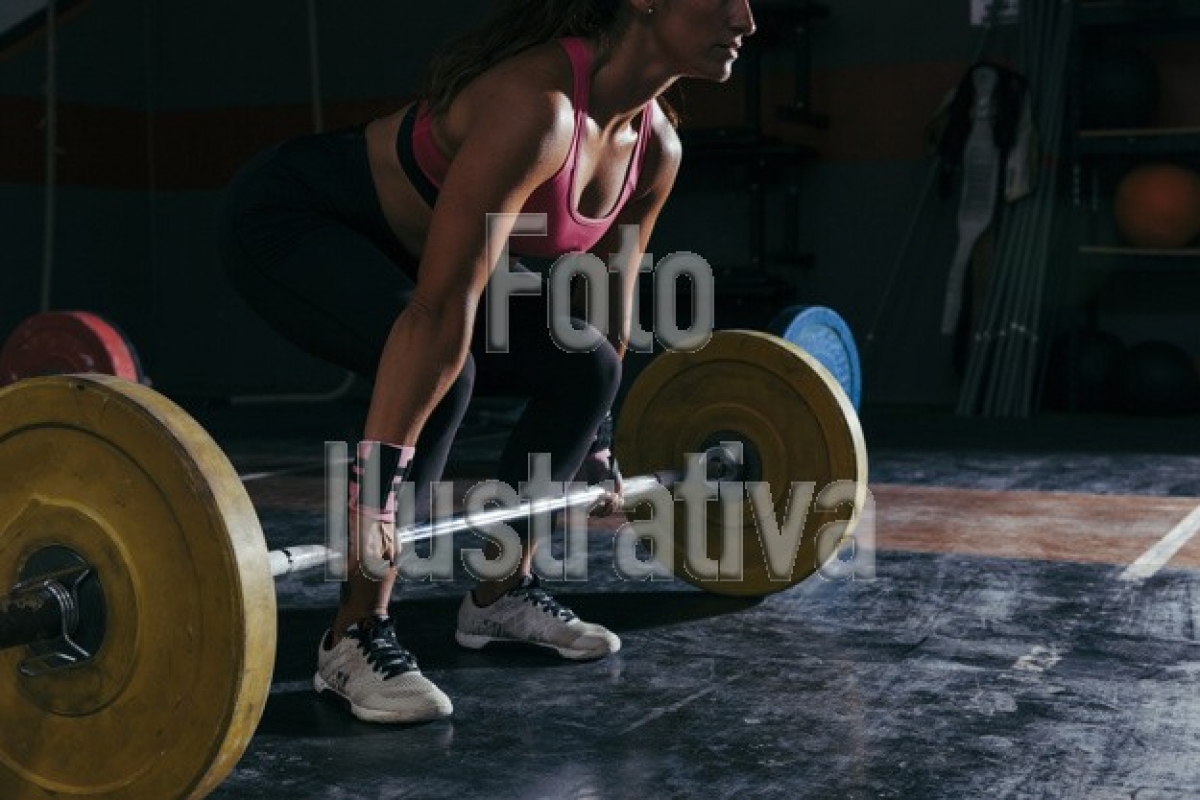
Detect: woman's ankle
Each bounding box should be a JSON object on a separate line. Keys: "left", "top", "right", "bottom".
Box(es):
{"left": 472, "top": 573, "right": 526, "bottom": 606}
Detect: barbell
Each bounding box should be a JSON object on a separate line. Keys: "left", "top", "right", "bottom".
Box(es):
{"left": 0, "top": 310, "right": 148, "bottom": 387}
{"left": 0, "top": 329, "right": 868, "bottom": 800}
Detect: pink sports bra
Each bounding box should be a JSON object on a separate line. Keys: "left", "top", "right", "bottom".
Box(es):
{"left": 398, "top": 37, "right": 656, "bottom": 259}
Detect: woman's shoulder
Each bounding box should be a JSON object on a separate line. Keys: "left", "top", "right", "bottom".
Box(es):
{"left": 454, "top": 42, "right": 575, "bottom": 109}
{"left": 647, "top": 99, "right": 683, "bottom": 167}
{"left": 446, "top": 41, "right": 578, "bottom": 142}
{"left": 433, "top": 42, "right": 579, "bottom": 173}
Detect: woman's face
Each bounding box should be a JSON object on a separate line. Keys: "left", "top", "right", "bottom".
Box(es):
{"left": 650, "top": 0, "right": 756, "bottom": 82}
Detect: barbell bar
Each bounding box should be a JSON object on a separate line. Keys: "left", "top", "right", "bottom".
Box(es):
{"left": 0, "top": 470, "right": 710, "bottom": 657}
{"left": 0, "top": 329, "right": 868, "bottom": 800}
{"left": 267, "top": 471, "right": 682, "bottom": 578}
{"left": 0, "top": 433, "right": 751, "bottom": 658}
{"left": 0, "top": 573, "right": 79, "bottom": 655}
{"left": 268, "top": 437, "right": 756, "bottom": 578}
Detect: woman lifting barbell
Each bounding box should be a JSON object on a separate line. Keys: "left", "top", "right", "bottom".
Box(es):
{"left": 218, "top": 0, "right": 755, "bottom": 724}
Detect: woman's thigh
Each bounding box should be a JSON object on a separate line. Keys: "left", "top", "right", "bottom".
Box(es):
{"left": 218, "top": 129, "right": 418, "bottom": 379}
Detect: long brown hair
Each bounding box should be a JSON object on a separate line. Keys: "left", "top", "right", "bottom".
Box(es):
{"left": 421, "top": 0, "right": 677, "bottom": 123}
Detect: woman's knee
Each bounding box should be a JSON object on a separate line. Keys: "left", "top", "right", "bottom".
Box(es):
{"left": 561, "top": 332, "right": 622, "bottom": 406}
{"left": 404, "top": 347, "right": 476, "bottom": 451}
{"left": 594, "top": 338, "right": 622, "bottom": 397}
{"left": 442, "top": 352, "right": 477, "bottom": 414}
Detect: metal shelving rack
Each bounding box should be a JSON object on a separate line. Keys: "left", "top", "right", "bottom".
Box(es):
{"left": 1067, "top": 0, "right": 1200, "bottom": 320}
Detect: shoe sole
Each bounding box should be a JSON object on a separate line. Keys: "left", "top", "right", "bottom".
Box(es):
{"left": 312, "top": 673, "right": 452, "bottom": 724}
{"left": 454, "top": 630, "right": 619, "bottom": 661}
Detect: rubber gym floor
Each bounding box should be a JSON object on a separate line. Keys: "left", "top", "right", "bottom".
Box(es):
{"left": 191, "top": 397, "right": 1200, "bottom": 800}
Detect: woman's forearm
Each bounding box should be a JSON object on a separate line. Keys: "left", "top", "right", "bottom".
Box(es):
{"left": 363, "top": 299, "right": 473, "bottom": 444}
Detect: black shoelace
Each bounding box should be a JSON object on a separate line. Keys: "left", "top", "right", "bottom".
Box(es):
{"left": 511, "top": 576, "right": 576, "bottom": 621}
{"left": 352, "top": 617, "right": 418, "bottom": 679}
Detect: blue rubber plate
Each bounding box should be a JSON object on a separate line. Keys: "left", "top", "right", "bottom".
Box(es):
{"left": 767, "top": 305, "right": 862, "bottom": 410}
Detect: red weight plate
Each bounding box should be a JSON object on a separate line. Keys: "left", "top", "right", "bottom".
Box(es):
{"left": 0, "top": 311, "right": 144, "bottom": 386}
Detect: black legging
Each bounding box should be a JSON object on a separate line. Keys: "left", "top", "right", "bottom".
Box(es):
{"left": 217, "top": 124, "right": 621, "bottom": 522}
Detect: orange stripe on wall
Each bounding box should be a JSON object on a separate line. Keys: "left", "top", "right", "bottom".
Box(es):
{"left": 3, "top": 49, "right": 1197, "bottom": 190}
{"left": 680, "top": 60, "right": 972, "bottom": 164}
{"left": 153, "top": 99, "right": 401, "bottom": 190}
{"left": 1, "top": 96, "right": 149, "bottom": 189}
{"left": 0, "top": 97, "right": 402, "bottom": 190}
{"left": 0, "top": 59, "right": 1024, "bottom": 189}
{"left": 807, "top": 61, "right": 971, "bottom": 163}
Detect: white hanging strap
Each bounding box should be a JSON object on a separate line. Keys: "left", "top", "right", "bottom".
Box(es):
{"left": 942, "top": 65, "right": 1002, "bottom": 335}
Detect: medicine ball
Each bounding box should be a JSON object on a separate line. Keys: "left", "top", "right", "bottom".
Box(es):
{"left": 1044, "top": 328, "right": 1126, "bottom": 412}
{"left": 1079, "top": 41, "right": 1160, "bottom": 129}
{"left": 1120, "top": 340, "right": 1200, "bottom": 416}
{"left": 1114, "top": 163, "right": 1200, "bottom": 249}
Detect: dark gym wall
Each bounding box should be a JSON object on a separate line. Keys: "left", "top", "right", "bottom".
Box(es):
{"left": 1, "top": 0, "right": 1019, "bottom": 405}
{"left": 647, "top": 0, "right": 1008, "bottom": 405}
{"left": 1, "top": 0, "right": 489, "bottom": 396}
{"left": 798, "top": 1, "right": 1006, "bottom": 405}
{"left": 1, "top": 0, "right": 156, "bottom": 377}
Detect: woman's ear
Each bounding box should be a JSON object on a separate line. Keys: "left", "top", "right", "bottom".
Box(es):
{"left": 630, "top": 0, "right": 656, "bottom": 18}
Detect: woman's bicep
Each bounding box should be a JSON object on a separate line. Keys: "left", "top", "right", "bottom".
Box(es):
{"left": 412, "top": 92, "right": 570, "bottom": 313}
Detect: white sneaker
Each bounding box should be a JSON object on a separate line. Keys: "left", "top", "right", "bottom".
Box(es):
{"left": 455, "top": 576, "right": 621, "bottom": 660}
{"left": 313, "top": 616, "right": 453, "bottom": 723}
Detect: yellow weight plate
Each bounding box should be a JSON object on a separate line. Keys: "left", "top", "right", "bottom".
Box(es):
{"left": 0, "top": 375, "right": 275, "bottom": 800}
{"left": 616, "top": 330, "right": 869, "bottom": 597}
